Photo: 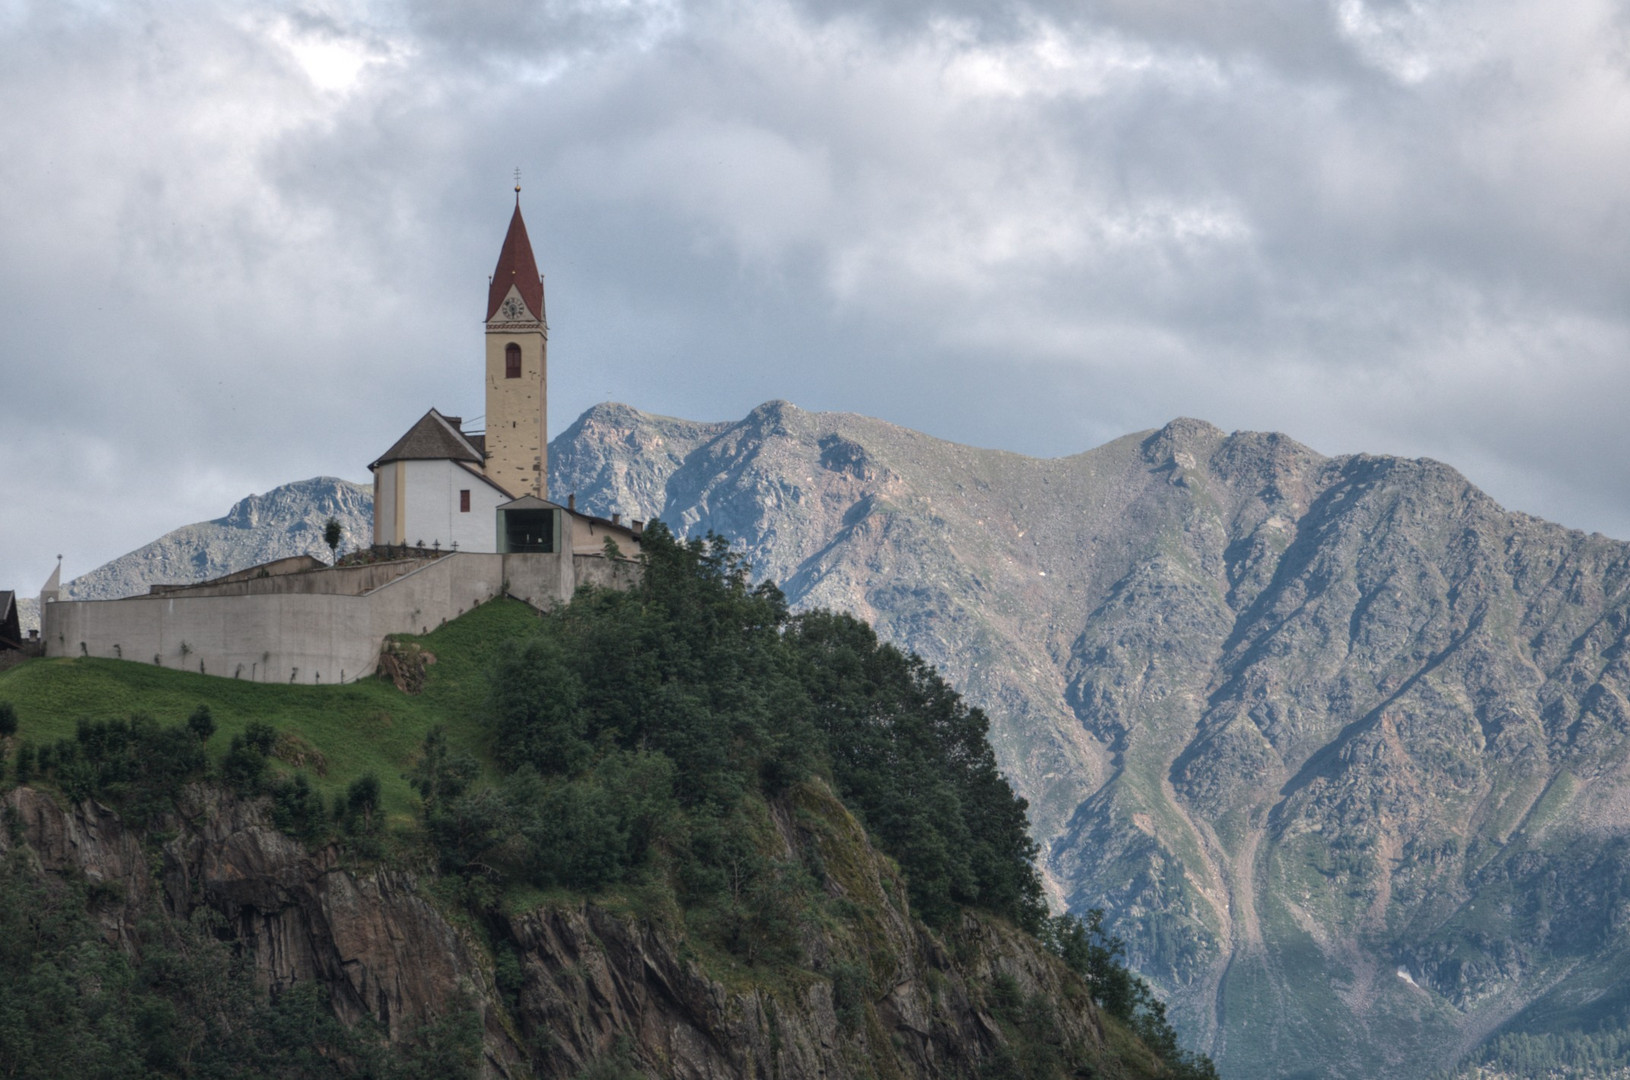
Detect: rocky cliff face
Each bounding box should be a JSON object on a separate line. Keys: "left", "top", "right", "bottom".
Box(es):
{"left": 1, "top": 780, "right": 1121, "bottom": 1079}
{"left": 550, "top": 402, "right": 1630, "bottom": 1078}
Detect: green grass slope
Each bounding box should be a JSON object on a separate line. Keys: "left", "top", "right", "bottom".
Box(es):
{"left": 0, "top": 597, "right": 539, "bottom": 821}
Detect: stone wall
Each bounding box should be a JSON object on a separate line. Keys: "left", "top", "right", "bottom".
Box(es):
{"left": 571, "top": 553, "right": 642, "bottom": 592}
{"left": 41, "top": 550, "right": 589, "bottom": 685}
{"left": 147, "top": 557, "right": 434, "bottom": 600}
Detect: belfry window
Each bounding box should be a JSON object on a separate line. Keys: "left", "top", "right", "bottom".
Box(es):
{"left": 505, "top": 343, "right": 521, "bottom": 378}
{"left": 459, "top": 489, "right": 471, "bottom": 513}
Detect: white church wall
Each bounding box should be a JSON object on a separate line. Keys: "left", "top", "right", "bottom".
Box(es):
{"left": 398, "top": 460, "right": 504, "bottom": 553}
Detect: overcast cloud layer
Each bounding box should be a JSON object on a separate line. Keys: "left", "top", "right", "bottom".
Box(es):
{"left": 2, "top": 0, "right": 1628, "bottom": 586}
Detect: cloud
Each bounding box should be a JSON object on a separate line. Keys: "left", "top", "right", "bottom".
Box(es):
{"left": 3, "top": 0, "right": 1630, "bottom": 587}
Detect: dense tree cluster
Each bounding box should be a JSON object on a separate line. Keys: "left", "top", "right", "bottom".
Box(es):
{"left": 420, "top": 524, "right": 1218, "bottom": 1074}
{"left": 428, "top": 523, "right": 1047, "bottom": 938}
{"left": 10, "top": 714, "right": 210, "bottom": 825}
{"left": 1454, "top": 1024, "right": 1630, "bottom": 1078}
{"left": 1042, "top": 911, "right": 1219, "bottom": 1080}
{"left": 5, "top": 707, "right": 375, "bottom": 848}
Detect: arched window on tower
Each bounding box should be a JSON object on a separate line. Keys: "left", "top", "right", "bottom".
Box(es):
{"left": 505, "top": 343, "right": 522, "bottom": 379}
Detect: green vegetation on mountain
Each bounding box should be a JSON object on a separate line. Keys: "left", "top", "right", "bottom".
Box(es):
{"left": 1450, "top": 1027, "right": 1630, "bottom": 1079}
{"left": 445, "top": 524, "right": 1045, "bottom": 937}
{"left": 550, "top": 401, "right": 1630, "bottom": 1078}
{"left": 0, "top": 523, "right": 1216, "bottom": 1079}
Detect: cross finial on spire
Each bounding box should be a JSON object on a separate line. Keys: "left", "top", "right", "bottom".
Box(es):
{"left": 514, "top": 167, "right": 522, "bottom": 204}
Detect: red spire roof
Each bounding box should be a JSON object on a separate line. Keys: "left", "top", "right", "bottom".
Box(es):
{"left": 486, "top": 200, "right": 545, "bottom": 321}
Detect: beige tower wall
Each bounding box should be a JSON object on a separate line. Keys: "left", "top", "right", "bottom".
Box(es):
{"left": 371, "top": 461, "right": 403, "bottom": 546}
{"left": 485, "top": 286, "right": 548, "bottom": 499}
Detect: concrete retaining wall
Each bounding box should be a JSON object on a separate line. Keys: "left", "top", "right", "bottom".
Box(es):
{"left": 149, "top": 558, "right": 436, "bottom": 600}
{"left": 41, "top": 550, "right": 594, "bottom": 685}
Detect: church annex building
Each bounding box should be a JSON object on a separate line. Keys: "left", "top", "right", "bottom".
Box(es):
{"left": 40, "top": 193, "right": 644, "bottom": 685}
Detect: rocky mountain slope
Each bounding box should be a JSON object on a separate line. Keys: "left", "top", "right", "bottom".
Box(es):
{"left": 65, "top": 476, "right": 373, "bottom": 600}
{"left": 552, "top": 401, "right": 1630, "bottom": 1079}
{"left": 0, "top": 779, "right": 1137, "bottom": 1080}
{"left": 15, "top": 477, "right": 372, "bottom": 632}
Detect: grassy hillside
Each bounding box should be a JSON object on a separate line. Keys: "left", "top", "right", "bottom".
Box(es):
{"left": 0, "top": 597, "right": 537, "bottom": 821}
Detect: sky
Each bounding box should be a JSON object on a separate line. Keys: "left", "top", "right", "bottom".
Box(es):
{"left": 2, "top": 0, "right": 1629, "bottom": 588}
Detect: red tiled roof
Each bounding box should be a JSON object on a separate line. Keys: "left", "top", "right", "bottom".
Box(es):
{"left": 486, "top": 202, "right": 545, "bottom": 322}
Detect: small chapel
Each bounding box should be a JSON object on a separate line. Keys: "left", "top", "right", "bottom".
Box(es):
{"left": 368, "top": 188, "right": 642, "bottom": 559}
{"left": 38, "top": 191, "right": 644, "bottom": 685}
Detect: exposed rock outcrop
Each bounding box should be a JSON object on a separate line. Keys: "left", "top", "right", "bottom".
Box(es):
{"left": 1, "top": 781, "right": 1120, "bottom": 1080}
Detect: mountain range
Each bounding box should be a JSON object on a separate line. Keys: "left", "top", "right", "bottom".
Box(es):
{"left": 33, "top": 401, "right": 1630, "bottom": 1078}
{"left": 553, "top": 401, "right": 1630, "bottom": 1080}
{"left": 13, "top": 477, "right": 372, "bottom": 633}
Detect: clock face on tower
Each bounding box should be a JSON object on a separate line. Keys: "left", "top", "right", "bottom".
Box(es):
{"left": 500, "top": 296, "right": 526, "bottom": 319}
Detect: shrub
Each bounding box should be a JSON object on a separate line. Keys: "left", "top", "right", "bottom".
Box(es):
{"left": 830, "top": 961, "right": 869, "bottom": 1033}
{"left": 220, "top": 735, "right": 268, "bottom": 795}
{"left": 14, "top": 741, "right": 35, "bottom": 784}
{"left": 243, "top": 721, "right": 276, "bottom": 756}
{"left": 344, "top": 774, "right": 381, "bottom": 835}
{"left": 187, "top": 705, "right": 216, "bottom": 742}
{"left": 271, "top": 773, "right": 328, "bottom": 843}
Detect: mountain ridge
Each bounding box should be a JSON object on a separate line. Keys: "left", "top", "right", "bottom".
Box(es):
{"left": 14, "top": 476, "right": 373, "bottom": 633}
{"left": 553, "top": 400, "right": 1630, "bottom": 1079}
{"left": 23, "top": 400, "right": 1630, "bottom": 1077}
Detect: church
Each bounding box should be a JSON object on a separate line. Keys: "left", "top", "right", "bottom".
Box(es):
{"left": 369, "top": 190, "right": 643, "bottom": 559}
{"left": 39, "top": 194, "right": 643, "bottom": 684}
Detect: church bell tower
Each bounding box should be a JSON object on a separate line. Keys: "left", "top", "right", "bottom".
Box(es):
{"left": 484, "top": 186, "right": 548, "bottom": 498}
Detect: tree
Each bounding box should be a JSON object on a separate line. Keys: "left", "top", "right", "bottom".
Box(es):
{"left": 186, "top": 705, "right": 216, "bottom": 742}
{"left": 345, "top": 773, "right": 381, "bottom": 834}
{"left": 0, "top": 701, "right": 17, "bottom": 738}
{"left": 405, "top": 727, "right": 477, "bottom": 821}
{"left": 323, "top": 517, "right": 343, "bottom": 563}
{"left": 244, "top": 721, "right": 276, "bottom": 755}
{"left": 220, "top": 735, "right": 269, "bottom": 794}
{"left": 489, "top": 636, "right": 587, "bottom": 775}
{"left": 271, "top": 773, "right": 328, "bottom": 843}
{"left": 14, "top": 741, "right": 34, "bottom": 784}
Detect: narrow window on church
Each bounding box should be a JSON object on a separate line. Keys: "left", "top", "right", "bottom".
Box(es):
{"left": 460, "top": 490, "right": 471, "bottom": 513}
{"left": 505, "top": 343, "right": 521, "bottom": 378}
